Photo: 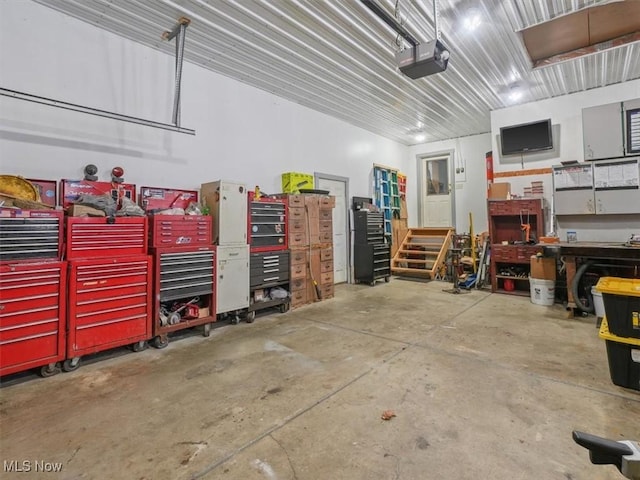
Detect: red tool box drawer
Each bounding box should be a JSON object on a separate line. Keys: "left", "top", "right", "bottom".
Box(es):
{"left": 66, "top": 216, "right": 147, "bottom": 259}
{"left": 0, "top": 261, "right": 66, "bottom": 377}
{"left": 67, "top": 256, "right": 151, "bottom": 358}
{"left": 0, "top": 209, "right": 63, "bottom": 263}
{"left": 248, "top": 192, "right": 287, "bottom": 252}
{"left": 149, "top": 215, "right": 211, "bottom": 248}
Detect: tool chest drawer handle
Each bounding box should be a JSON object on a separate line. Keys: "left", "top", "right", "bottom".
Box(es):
{"left": 263, "top": 276, "right": 279, "bottom": 282}
{"left": 263, "top": 268, "right": 279, "bottom": 273}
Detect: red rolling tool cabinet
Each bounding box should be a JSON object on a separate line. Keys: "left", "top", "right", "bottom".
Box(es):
{"left": 248, "top": 192, "right": 287, "bottom": 252}
{"left": 63, "top": 216, "right": 151, "bottom": 371}
{"left": 65, "top": 255, "right": 151, "bottom": 371}
{"left": 0, "top": 261, "right": 67, "bottom": 377}
{"left": 0, "top": 208, "right": 66, "bottom": 377}
{"left": 149, "top": 246, "right": 216, "bottom": 348}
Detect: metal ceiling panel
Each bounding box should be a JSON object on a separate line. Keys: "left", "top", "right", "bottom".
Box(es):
{"left": 32, "top": 0, "right": 640, "bottom": 145}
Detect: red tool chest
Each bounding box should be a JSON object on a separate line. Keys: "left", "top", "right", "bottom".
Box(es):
{"left": 0, "top": 209, "right": 63, "bottom": 263}
{"left": 248, "top": 192, "right": 287, "bottom": 252}
{"left": 66, "top": 216, "right": 147, "bottom": 259}
{"left": 150, "top": 246, "right": 216, "bottom": 347}
{"left": 148, "top": 215, "right": 211, "bottom": 248}
{"left": 66, "top": 255, "right": 151, "bottom": 368}
{"left": 139, "top": 186, "right": 198, "bottom": 212}
{"left": 60, "top": 179, "right": 136, "bottom": 208}
{"left": 0, "top": 261, "right": 67, "bottom": 377}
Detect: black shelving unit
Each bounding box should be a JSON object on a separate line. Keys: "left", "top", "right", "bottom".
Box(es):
{"left": 353, "top": 210, "right": 391, "bottom": 285}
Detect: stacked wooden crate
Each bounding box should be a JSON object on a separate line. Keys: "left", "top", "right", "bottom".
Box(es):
{"left": 280, "top": 193, "right": 335, "bottom": 309}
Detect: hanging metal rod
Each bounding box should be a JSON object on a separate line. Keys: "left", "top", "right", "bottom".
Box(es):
{"left": 0, "top": 87, "right": 196, "bottom": 135}
{"left": 360, "top": 0, "right": 419, "bottom": 47}
{"left": 163, "top": 17, "right": 191, "bottom": 127}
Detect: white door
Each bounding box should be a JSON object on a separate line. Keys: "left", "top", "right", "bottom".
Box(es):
{"left": 316, "top": 177, "right": 348, "bottom": 284}
{"left": 421, "top": 155, "right": 453, "bottom": 227}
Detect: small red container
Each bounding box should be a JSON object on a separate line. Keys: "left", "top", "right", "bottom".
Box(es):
{"left": 248, "top": 192, "right": 288, "bottom": 252}
{"left": 66, "top": 216, "right": 147, "bottom": 259}
{"left": 0, "top": 261, "right": 67, "bottom": 377}
{"left": 67, "top": 255, "right": 151, "bottom": 359}
{"left": 149, "top": 215, "right": 211, "bottom": 248}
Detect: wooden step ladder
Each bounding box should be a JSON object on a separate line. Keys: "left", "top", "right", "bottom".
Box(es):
{"left": 391, "top": 227, "right": 455, "bottom": 279}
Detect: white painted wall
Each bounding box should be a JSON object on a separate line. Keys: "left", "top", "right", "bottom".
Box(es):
{"left": 0, "top": 1, "right": 407, "bottom": 206}
{"left": 407, "top": 133, "right": 492, "bottom": 234}
{"left": 490, "top": 80, "right": 640, "bottom": 241}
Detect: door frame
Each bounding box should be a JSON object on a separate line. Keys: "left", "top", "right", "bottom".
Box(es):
{"left": 314, "top": 172, "right": 351, "bottom": 284}
{"left": 416, "top": 150, "right": 456, "bottom": 229}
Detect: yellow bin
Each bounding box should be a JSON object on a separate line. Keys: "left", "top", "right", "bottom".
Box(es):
{"left": 596, "top": 277, "right": 640, "bottom": 339}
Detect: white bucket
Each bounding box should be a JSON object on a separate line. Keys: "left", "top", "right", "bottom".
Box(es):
{"left": 530, "top": 277, "right": 555, "bottom": 306}
{"left": 591, "top": 287, "right": 605, "bottom": 319}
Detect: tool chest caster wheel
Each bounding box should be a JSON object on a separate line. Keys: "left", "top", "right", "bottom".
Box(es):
{"left": 279, "top": 303, "right": 290, "bottom": 313}
{"left": 62, "top": 357, "right": 81, "bottom": 372}
{"left": 370, "top": 281, "right": 376, "bottom": 286}
{"left": 131, "top": 340, "right": 147, "bottom": 352}
{"left": 203, "top": 323, "right": 212, "bottom": 337}
{"left": 230, "top": 316, "right": 240, "bottom": 325}
{"left": 245, "top": 311, "right": 256, "bottom": 323}
{"left": 385, "top": 276, "right": 390, "bottom": 283}
{"left": 39, "top": 363, "right": 61, "bottom": 377}
{"left": 152, "top": 335, "right": 169, "bottom": 349}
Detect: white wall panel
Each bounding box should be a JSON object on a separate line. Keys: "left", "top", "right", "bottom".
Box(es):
{"left": 0, "top": 1, "right": 407, "bottom": 206}
{"left": 407, "top": 133, "right": 492, "bottom": 233}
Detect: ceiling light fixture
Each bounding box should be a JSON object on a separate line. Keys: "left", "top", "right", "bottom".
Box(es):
{"left": 414, "top": 133, "right": 427, "bottom": 142}
{"left": 463, "top": 10, "right": 481, "bottom": 31}
{"left": 509, "top": 90, "right": 523, "bottom": 102}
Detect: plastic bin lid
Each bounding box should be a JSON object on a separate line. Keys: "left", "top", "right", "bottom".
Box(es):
{"left": 595, "top": 277, "right": 640, "bottom": 297}
{"left": 599, "top": 317, "right": 640, "bottom": 346}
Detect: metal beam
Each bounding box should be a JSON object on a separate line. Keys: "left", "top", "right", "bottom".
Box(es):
{"left": 163, "top": 17, "right": 191, "bottom": 127}
{"left": 0, "top": 88, "right": 196, "bottom": 135}
{"left": 360, "top": 0, "right": 419, "bottom": 47}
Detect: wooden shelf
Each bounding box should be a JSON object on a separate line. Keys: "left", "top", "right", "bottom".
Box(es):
{"left": 489, "top": 199, "right": 544, "bottom": 295}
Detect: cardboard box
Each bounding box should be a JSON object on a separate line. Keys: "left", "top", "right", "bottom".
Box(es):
{"left": 198, "top": 306, "right": 210, "bottom": 319}
{"left": 530, "top": 256, "right": 556, "bottom": 280}
{"left": 67, "top": 204, "right": 106, "bottom": 217}
{"left": 488, "top": 182, "right": 511, "bottom": 199}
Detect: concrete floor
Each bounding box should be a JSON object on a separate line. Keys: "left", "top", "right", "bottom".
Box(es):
{"left": 1, "top": 280, "right": 639, "bottom": 480}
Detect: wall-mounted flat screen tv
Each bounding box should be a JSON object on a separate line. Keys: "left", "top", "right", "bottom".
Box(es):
{"left": 500, "top": 119, "right": 553, "bottom": 155}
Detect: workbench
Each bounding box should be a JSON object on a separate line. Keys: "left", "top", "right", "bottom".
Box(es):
{"left": 541, "top": 242, "right": 640, "bottom": 312}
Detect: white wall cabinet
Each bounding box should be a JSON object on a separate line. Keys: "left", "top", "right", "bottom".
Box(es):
{"left": 582, "top": 103, "right": 624, "bottom": 161}
{"left": 553, "top": 159, "right": 640, "bottom": 216}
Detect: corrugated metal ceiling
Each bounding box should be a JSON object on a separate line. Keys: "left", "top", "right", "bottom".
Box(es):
{"left": 34, "top": 0, "right": 640, "bottom": 145}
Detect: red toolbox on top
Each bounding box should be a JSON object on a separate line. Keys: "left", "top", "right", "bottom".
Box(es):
{"left": 149, "top": 246, "right": 216, "bottom": 347}
{"left": 139, "top": 186, "right": 198, "bottom": 213}
{"left": 60, "top": 179, "right": 136, "bottom": 208}
{"left": 0, "top": 208, "right": 63, "bottom": 263}
{"left": 0, "top": 261, "right": 67, "bottom": 377}
{"left": 248, "top": 192, "right": 287, "bottom": 252}
{"left": 148, "top": 215, "right": 211, "bottom": 248}
{"left": 66, "top": 216, "right": 147, "bottom": 259}
{"left": 66, "top": 255, "right": 151, "bottom": 366}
